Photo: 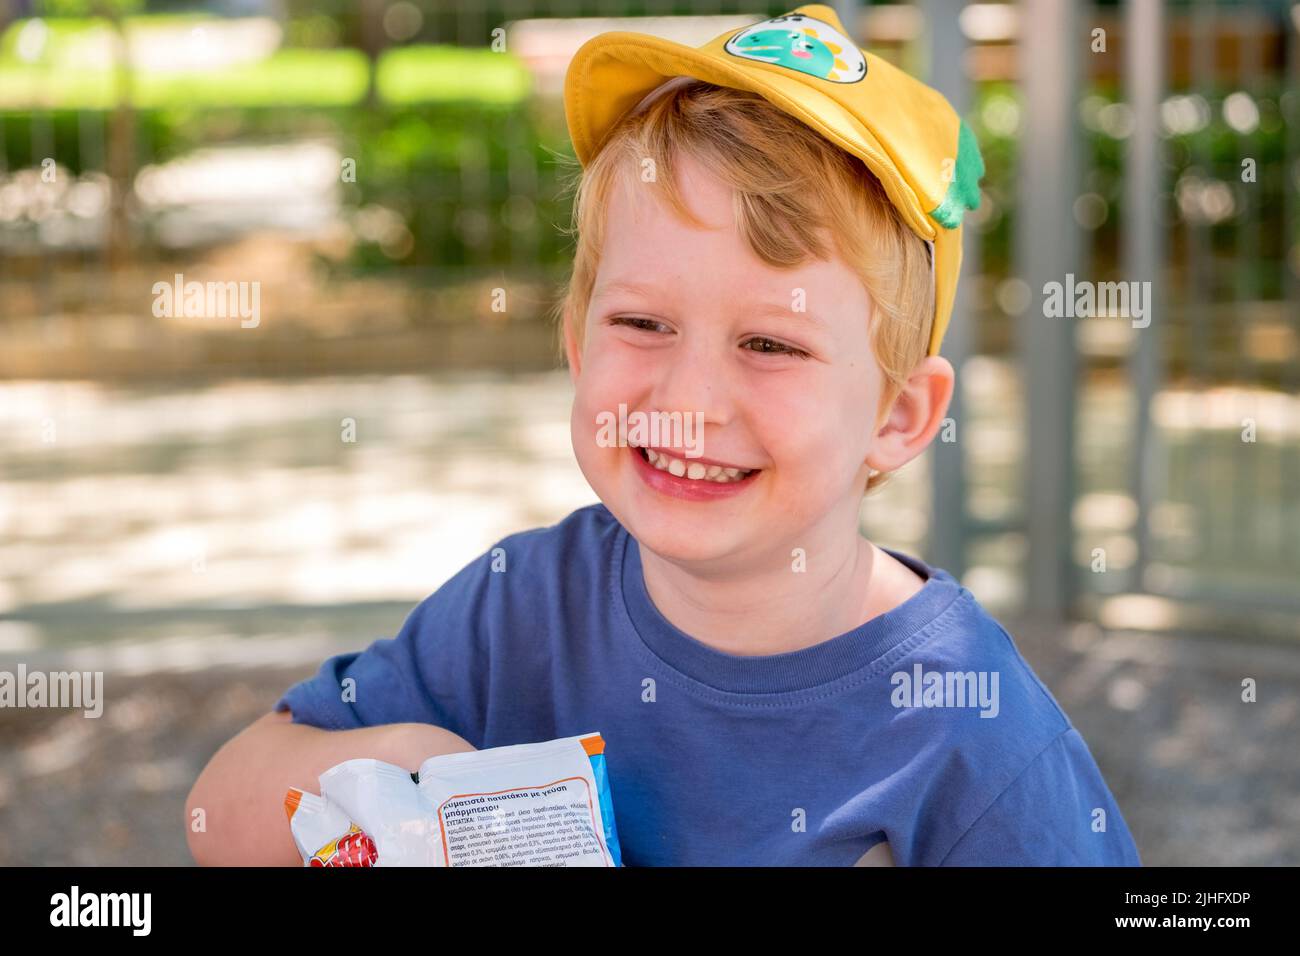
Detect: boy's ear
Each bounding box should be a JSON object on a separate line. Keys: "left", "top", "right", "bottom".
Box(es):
{"left": 864, "top": 356, "right": 955, "bottom": 474}
{"left": 562, "top": 307, "right": 583, "bottom": 383}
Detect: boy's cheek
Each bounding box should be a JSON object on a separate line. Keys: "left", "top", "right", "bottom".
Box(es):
{"left": 779, "top": 372, "right": 877, "bottom": 444}
{"left": 584, "top": 343, "right": 647, "bottom": 382}
{"left": 569, "top": 384, "right": 624, "bottom": 462}
{"left": 574, "top": 360, "right": 652, "bottom": 421}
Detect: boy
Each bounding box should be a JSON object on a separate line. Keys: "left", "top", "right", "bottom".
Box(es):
{"left": 187, "top": 4, "right": 1140, "bottom": 866}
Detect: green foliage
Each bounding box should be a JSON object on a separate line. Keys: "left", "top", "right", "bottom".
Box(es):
{"left": 0, "top": 17, "right": 528, "bottom": 110}
{"left": 335, "top": 102, "right": 574, "bottom": 273}
{"left": 33, "top": 0, "right": 146, "bottom": 19}
{"left": 378, "top": 46, "right": 531, "bottom": 105}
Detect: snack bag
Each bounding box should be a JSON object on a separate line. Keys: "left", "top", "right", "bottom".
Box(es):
{"left": 284, "top": 787, "right": 379, "bottom": 867}
{"left": 283, "top": 732, "right": 622, "bottom": 867}
{"left": 418, "top": 732, "right": 622, "bottom": 867}
{"left": 318, "top": 758, "right": 439, "bottom": 867}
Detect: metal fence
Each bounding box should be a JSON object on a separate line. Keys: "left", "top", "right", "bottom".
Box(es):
{"left": 918, "top": 0, "right": 1299, "bottom": 635}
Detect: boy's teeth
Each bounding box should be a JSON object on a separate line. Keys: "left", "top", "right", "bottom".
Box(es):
{"left": 644, "top": 448, "right": 752, "bottom": 483}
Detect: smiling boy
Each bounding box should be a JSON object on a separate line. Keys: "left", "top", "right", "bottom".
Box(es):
{"left": 186, "top": 5, "right": 1140, "bottom": 866}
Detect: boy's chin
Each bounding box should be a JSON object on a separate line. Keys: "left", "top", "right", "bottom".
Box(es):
{"left": 616, "top": 502, "right": 753, "bottom": 565}
{"left": 637, "top": 531, "right": 742, "bottom": 568}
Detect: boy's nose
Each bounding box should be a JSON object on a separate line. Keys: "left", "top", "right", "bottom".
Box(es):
{"left": 648, "top": 340, "right": 734, "bottom": 429}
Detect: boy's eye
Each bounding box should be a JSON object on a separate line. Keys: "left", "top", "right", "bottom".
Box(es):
{"left": 610, "top": 315, "right": 670, "bottom": 334}
{"left": 742, "top": 337, "right": 811, "bottom": 359}
{"left": 610, "top": 318, "right": 808, "bottom": 359}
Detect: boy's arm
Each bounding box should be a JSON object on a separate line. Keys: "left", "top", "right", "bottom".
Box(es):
{"left": 185, "top": 709, "right": 474, "bottom": 866}
{"left": 191, "top": 534, "right": 509, "bottom": 865}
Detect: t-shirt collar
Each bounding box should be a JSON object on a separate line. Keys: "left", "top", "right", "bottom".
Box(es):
{"left": 617, "top": 524, "right": 965, "bottom": 695}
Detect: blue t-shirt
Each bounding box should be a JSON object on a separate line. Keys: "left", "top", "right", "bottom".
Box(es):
{"left": 275, "top": 502, "right": 1140, "bottom": 866}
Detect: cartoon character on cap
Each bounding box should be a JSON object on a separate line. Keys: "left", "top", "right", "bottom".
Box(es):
{"left": 724, "top": 12, "right": 866, "bottom": 83}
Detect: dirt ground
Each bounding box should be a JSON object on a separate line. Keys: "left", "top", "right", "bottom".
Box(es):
{"left": 2, "top": 616, "right": 1297, "bottom": 866}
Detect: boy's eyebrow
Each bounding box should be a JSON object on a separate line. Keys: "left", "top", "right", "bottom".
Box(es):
{"left": 592, "top": 280, "right": 829, "bottom": 330}
{"left": 750, "top": 302, "right": 829, "bottom": 330}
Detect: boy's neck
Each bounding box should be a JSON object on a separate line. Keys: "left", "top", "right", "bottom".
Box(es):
{"left": 636, "top": 531, "right": 925, "bottom": 657}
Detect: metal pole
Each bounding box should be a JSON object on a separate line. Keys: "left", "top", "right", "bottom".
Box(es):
{"left": 1124, "top": 0, "right": 1165, "bottom": 594}
{"left": 1019, "top": 0, "right": 1081, "bottom": 620}
{"left": 923, "top": 0, "right": 974, "bottom": 580}
{"left": 831, "top": 0, "right": 865, "bottom": 40}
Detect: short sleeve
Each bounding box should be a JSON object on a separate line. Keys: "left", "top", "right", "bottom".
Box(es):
{"left": 938, "top": 728, "right": 1141, "bottom": 866}
{"left": 273, "top": 550, "right": 493, "bottom": 745}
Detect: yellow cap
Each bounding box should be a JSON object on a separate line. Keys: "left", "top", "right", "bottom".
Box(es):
{"left": 564, "top": 3, "right": 984, "bottom": 356}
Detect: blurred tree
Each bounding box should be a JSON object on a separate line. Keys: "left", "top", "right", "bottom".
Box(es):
{"left": 41, "top": 0, "right": 144, "bottom": 269}
{"left": 282, "top": 0, "right": 387, "bottom": 106}
{"left": 358, "top": 0, "right": 384, "bottom": 108}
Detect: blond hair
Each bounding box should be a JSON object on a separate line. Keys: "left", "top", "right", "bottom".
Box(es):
{"left": 551, "top": 80, "right": 934, "bottom": 494}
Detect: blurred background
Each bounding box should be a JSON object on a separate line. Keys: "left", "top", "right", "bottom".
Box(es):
{"left": 0, "top": 0, "right": 1297, "bottom": 865}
